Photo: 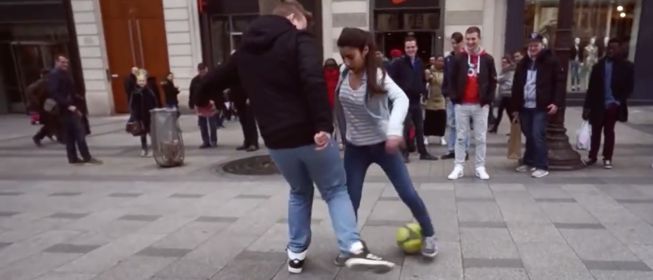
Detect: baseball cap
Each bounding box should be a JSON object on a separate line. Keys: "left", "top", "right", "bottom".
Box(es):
{"left": 528, "top": 32, "right": 544, "bottom": 43}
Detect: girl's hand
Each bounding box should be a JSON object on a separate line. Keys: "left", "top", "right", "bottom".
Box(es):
{"left": 385, "top": 135, "right": 404, "bottom": 154}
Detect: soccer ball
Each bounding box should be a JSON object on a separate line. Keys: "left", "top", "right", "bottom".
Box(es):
{"left": 396, "top": 223, "right": 422, "bottom": 254}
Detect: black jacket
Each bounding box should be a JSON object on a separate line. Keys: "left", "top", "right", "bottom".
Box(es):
{"left": 123, "top": 74, "right": 136, "bottom": 100}
{"left": 570, "top": 45, "right": 585, "bottom": 61}
{"left": 441, "top": 51, "right": 456, "bottom": 98}
{"left": 197, "top": 15, "right": 332, "bottom": 149}
{"left": 389, "top": 55, "right": 427, "bottom": 104}
{"left": 583, "top": 57, "right": 634, "bottom": 123}
{"left": 130, "top": 86, "right": 159, "bottom": 132}
{"left": 162, "top": 80, "right": 180, "bottom": 106}
{"left": 511, "top": 49, "right": 565, "bottom": 111}
{"left": 47, "top": 68, "right": 79, "bottom": 114}
{"left": 449, "top": 51, "right": 497, "bottom": 106}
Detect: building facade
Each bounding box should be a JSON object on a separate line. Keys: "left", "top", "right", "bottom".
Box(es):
{"left": 0, "top": 0, "right": 649, "bottom": 115}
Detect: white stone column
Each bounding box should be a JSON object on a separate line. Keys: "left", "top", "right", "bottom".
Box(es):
{"left": 329, "top": 0, "right": 369, "bottom": 63}
{"left": 71, "top": 0, "right": 113, "bottom": 116}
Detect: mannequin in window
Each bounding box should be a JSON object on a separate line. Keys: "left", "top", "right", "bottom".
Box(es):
{"left": 583, "top": 37, "right": 599, "bottom": 89}
{"left": 542, "top": 37, "right": 549, "bottom": 48}
{"left": 570, "top": 37, "right": 584, "bottom": 92}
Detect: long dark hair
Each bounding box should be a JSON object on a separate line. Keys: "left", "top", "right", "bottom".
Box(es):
{"left": 337, "top": 27, "right": 386, "bottom": 95}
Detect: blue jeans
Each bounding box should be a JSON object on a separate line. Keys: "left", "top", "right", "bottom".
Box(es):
{"left": 62, "top": 114, "right": 91, "bottom": 163}
{"left": 446, "top": 99, "right": 468, "bottom": 153}
{"left": 520, "top": 108, "right": 549, "bottom": 170}
{"left": 570, "top": 61, "right": 581, "bottom": 87}
{"left": 198, "top": 116, "right": 217, "bottom": 145}
{"left": 269, "top": 141, "right": 360, "bottom": 254}
{"left": 344, "top": 142, "right": 435, "bottom": 237}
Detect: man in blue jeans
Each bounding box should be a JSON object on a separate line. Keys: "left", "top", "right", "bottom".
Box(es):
{"left": 511, "top": 33, "right": 564, "bottom": 178}
{"left": 189, "top": 63, "right": 219, "bottom": 148}
{"left": 196, "top": 1, "right": 394, "bottom": 274}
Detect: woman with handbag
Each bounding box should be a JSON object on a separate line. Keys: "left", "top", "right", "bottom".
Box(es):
{"left": 128, "top": 70, "right": 159, "bottom": 157}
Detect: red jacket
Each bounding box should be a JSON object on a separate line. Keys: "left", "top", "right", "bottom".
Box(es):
{"left": 323, "top": 68, "right": 339, "bottom": 109}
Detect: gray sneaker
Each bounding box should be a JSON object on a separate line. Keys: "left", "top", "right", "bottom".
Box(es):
{"left": 421, "top": 235, "right": 439, "bottom": 258}
{"left": 334, "top": 253, "right": 349, "bottom": 267}
{"left": 515, "top": 165, "right": 534, "bottom": 173}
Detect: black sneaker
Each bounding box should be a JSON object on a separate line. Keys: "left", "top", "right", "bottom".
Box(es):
{"left": 583, "top": 158, "right": 597, "bottom": 166}
{"left": 236, "top": 145, "right": 247, "bottom": 151}
{"left": 83, "top": 158, "right": 103, "bottom": 165}
{"left": 603, "top": 160, "right": 613, "bottom": 169}
{"left": 199, "top": 144, "right": 211, "bottom": 149}
{"left": 33, "top": 136, "right": 42, "bottom": 147}
{"left": 419, "top": 153, "right": 439, "bottom": 161}
{"left": 69, "top": 158, "right": 84, "bottom": 165}
{"left": 334, "top": 253, "right": 349, "bottom": 267}
{"left": 344, "top": 242, "right": 395, "bottom": 273}
{"left": 288, "top": 258, "right": 305, "bottom": 274}
{"left": 441, "top": 152, "right": 455, "bottom": 160}
{"left": 246, "top": 145, "right": 259, "bottom": 152}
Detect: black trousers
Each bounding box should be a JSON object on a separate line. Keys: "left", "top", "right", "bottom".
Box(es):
{"left": 236, "top": 102, "right": 259, "bottom": 147}
{"left": 403, "top": 104, "right": 427, "bottom": 155}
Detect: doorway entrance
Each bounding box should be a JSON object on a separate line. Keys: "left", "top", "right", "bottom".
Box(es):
{"left": 100, "top": 0, "right": 170, "bottom": 113}
{"left": 373, "top": 6, "right": 443, "bottom": 62}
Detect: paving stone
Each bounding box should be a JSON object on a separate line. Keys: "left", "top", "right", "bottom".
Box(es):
{"left": 554, "top": 222, "right": 605, "bottom": 229}
{"left": 582, "top": 260, "right": 652, "bottom": 271}
{"left": 517, "top": 241, "right": 595, "bottom": 280}
{"left": 195, "top": 216, "right": 239, "bottom": 223}
{"left": 43, "top": 243, "right": 101, "bottom": 254}
{"left": 276, "top": 218, "right": 322, "bottom": 224}
{"left": 210, "top": 251, "right": 286, "bottom": 280}
{"left": 169, "top": 193, "right": 205, "bottom": 199}
{"left": 615, "top": 198, "right": 653, "bottom": 204}
{"left": 539, "top": 202, "right": 602, "bottom": 224}
{"left": 464, "top": 267, "right": 530, "bottom": 280}
{"left": 47, "top": 212, "right": 89, "bottom": 220}
{"left": 590, "top": 270, "right": 653, "bottom": 280}
{"left": 48, "top": 192, "right": 82, "bottom": 197}
{"left": 456, "top": 197, "right": 495, "bottom": 202}
{"left": 0, "top": 211, "right": 19, "bottom": 217}
{"left": 459, "top": 221, "right": 507, "bottom": 228}
{"left": 378, "top": 196, "right": 401, "bottom": 201}
{"left": 92, "top": 256, "right": 177, "bottom": 280}
{"left": 457, "top": 201, "right": 504, "bottom": 222}
{"left": 494, "top": 191, "right": 549, "bottom": 224}
{"left": 463, "top": 258, "right": 524, "bottom": 268}
{"left": 234, "top": 194, "right": 271, "bottom": 199}
{"left": 0, "top": 229, "right": 82, "bottom": 268}
{"left": 629, "top": 245, "right": 653, "bottom": 271}
{"left": 364, "top": 219, "right": 409, "bottom": 227}
{"left": 0, "top": 252, "right": 83, "bottom": 280}
{"left": 534, "top": 198, "right": 577, "bottom": 203}
{"left": 560, "top": 228, "right": 641, "bottom": 261}
{"left": 0, "top": 241, "right": 11, "bottom": 250}
{"left": 564, "top": 185, "right": 644, "bottom": 225}
{"left": 0, "top": 192, "right": 23, "bottom": 196}
{"left": 367, "top": 201, "right": 413, "bottom": 222}
{"left": 136, "top": 247, "right": 192, "bottom": 258}
{"left": 400, "top": 241, "right": 462, "bottom": 280}
{"left": 454, "top": 185, "right": 493, "bottom": 198}
{"left": 604, "top": 222, "right": 653, "bottom": 246}
{"left": 460, "top": 228, "right": 521, "bottom": 259}
{"left": 118, "top": 214, "right": 161, "bottom": 222}
{"left": 108, "top": 193, "right": 143, "bottom": 198}
{"left": 31, "top": 272, "right": 97, "bottom": 280}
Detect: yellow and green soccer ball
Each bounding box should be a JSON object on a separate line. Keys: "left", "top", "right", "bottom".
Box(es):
{"left": 396, "top": 222, "right": 422, "bottom": 254}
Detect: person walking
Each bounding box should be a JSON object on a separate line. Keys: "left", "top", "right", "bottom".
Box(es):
{"left": 30, "top": 69, "right": 60, "bottom": 146}
{"left": 424, "top": 56, "right": 447, "bottom": 145}
{"left": 388, "top": 36, "right": 437, "bottom": 161}
{"left": 511, "top": 33, "right": 564, "bottom": 178}
{"left": 195, "top": 1, "right": 394, "bottom": 274}
{"left": 232, "top": 83, "right": 259, "bottom": 152}
{"left": 130, "top": 70, "right": 159, "bottom": 157}
{"left": 441, "top": 32, "right": 468, "bottom": 160}
{"left": 48, "top": 55, "right": 101, "bottom": 165}
{"left": 447, "top": 26, "right": 497, "bottom": 180}
{"left": 335, "top": 27, "right": 438, "bottom": 259}
{"left": 162, "top": 72, "right": 180, "bottom": 109}
{"left": 189, "top": 62, "right": 219, "bottom": 149}
{"left": 491, "top": 55, "right": 517, "bottom": 132}
{"left": 582, "top": 38, "right": 634, "bottom": 169}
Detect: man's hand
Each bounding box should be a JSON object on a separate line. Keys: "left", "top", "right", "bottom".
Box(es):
{"left": 314, "top": 131, "right": 331, "bottom": 151}
{"left": 547, "top": 104, "right": 558, "bottom": 115}
{"left": 68, "top": 105, "right": 77, "bottom": 112}
{"left": 385, "top": 135, "right": 404, "bottom": 154}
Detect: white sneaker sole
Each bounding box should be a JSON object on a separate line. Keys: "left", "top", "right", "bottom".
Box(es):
{"left": 288, "top": 266, "right": 303, "bottom": 274}
{"left": 448, "top": 172, "right": 463, "bottom": 180}
{"left": 345, "top": 259, "right": 395, "bottom": 274}
{"left": 532, "top": 172, "right": 549, "bottom": 178}
{"left": 421, "top": 249, "right": 439, "bottom": 258}
{"left": 475, "top": 173, "right": 490, "bottom": 180}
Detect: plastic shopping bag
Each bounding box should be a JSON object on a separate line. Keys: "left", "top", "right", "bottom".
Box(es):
{"left": 507, "top": 120, "right": 522, "bottom": 160}
{"left": 576, "top": 121, "right": 591, "bottom": 150}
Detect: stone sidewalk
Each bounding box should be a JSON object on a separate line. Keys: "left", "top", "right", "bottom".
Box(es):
{"left": 0, "top": 107, "right": 652, "bottom": 280}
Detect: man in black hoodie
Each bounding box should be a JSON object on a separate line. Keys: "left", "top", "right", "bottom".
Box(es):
{"left": 511, "top": 33, "right": 565, "bottom": 178}
{"left": 196, "top": 1, "right": 394, "bottom": 274}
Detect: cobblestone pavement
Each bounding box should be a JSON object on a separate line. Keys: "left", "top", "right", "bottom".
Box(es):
{"left": 0, "top": 107, "right": 652, "bottom": 280}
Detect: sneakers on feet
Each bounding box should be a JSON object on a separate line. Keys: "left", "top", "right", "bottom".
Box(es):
{"left": 531, "top": 169, "right": 549, "bottom": 178}
{"left": 515, "top": 165, "right": 535, "bottom": 173}
{"left": 440, "top": 138, "right": 447, "bottom": 146}
{"left": 83, "top": 158, "right": 103, "bottom": 165}
{"left": 448, "top": 165, "right": 464, "bottom": 180}
{"left": 419, "top": 153, "right": 438, "bottom": 161}
{"left": 199, "top": 144, "right": 211, "bottom": 149}
{"left": 583, "top": 158, "right": 597, "bottom": 166}
{"left": 421, "top": 235, "right": 439, "bottom": 258}
{"left": 334, "top": 253, "right": 349, "bottom": 267}
{"left": 287, "top": 249, "right": 306, "bottom": 274}
{"left": 603, "top": 160, "right": 613, "bottom": 169}
{"left": 441, "top": 152, "right": 455, "bottom": 160}
{"left": 140, "top": 149, "right": 148, "bottom": 157}
{"left": 345, "top": 241, "right": 395, "bottom": 273}
{"left": 475, "top": 167, "right": 490, "bottom": 180}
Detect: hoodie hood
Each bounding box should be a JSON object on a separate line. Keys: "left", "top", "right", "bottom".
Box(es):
{"left": 241, "top": 15, "right": 295, "bottom": 53}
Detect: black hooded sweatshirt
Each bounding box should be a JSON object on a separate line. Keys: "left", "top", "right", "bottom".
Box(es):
{"left": 197, "top": 15, "right": 332, "bottom": 149}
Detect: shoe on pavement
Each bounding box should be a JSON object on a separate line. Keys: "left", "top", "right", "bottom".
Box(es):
{"left": 448, "top": 165, "right": 464, "bottom": 180}
{"left": 441, "top": 152, "right": 455, "bottom": 160}
{"left": 287, "top": 248, "right": 306, "bottom": 274}
{"left": 236, "top": 145, "right": 247, "bottom": 151}
{"left": 140, "top": 149, "right": 148, "bottom": 157}
{"left": 603, "top": 160, "right": 613, "bottom": 169}
{"left": 421, "top": 235, "right": 439, "bottom": 258}
{"left": 69, "top": 158, "right": 84, "bottom": 165}
{"left": 419, "top": 153, "right": 439, "bottom": 161}
{"left": 344, "top": 241, "right": 395, "bottom": 273}
{"left": 246, "top": 145, "right": 259, "bottom": 152}
{"left": 33, "top": 136, "right": 42, "bottom": 147}
{"left": 440, "top": 138, "right": 447, "bottom": 146}
{"left": 475, "top": 167, "right": 490, "bottom": 180}
{"left": 83, "top": 158, "right": 103, "bottom": 165}
{"left": 334, "top": 253, "right": 349, "bottom": 267}
{"left": 583, "top": 158, "right": 597, "bottom": 166}
{"left": 531, "top": 169, "right": 549, "bottom": 178}
{"left": 515, "top": 165, "right": 535, "bottom": 173}
{"left": 199, "top": 144, "right": 211, "bottom": 149}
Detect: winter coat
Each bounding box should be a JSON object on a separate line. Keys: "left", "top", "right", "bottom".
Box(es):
{"left": 511, "top": 49, "right": 565, "bottom": 111}
{"left": 324, "top": 68, "right": 340, "bottom": 109}
{"left": 130, "top": 86, "right": 159, "bottom": 133}
{"left": 425, "top": 67, "right": 445, "bottom": 111}
{"left": 162, "top": 79, "right": 180, "bottom": 106}
{"left": 583, "top": 57, "right": 634, "bottom": 124}
{"left": 448, "top": 51, "right": 498, "bottom": 106}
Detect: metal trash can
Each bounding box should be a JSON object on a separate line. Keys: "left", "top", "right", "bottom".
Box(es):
{"left": 150, "top": 108, "right": 184, "bottom": 167}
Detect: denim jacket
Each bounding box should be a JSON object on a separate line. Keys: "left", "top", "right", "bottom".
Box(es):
{"left": 334, "top": 65, "right": 409, "bottom": 143}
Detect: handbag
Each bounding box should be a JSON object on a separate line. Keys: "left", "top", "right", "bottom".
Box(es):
{"left": 43, "top": 98, "right": 58, "bottom": 114}
{"left": 507, "top": 120, "right": 522, "bottom": 160}
{"left": 126, "top": 121, "right": 144, "bottom": 136}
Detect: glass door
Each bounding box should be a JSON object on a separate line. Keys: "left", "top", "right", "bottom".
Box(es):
{"left": 8, "top": 41, "right": 60, "bottom": 113}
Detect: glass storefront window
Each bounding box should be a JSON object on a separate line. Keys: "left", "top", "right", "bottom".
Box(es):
{"left": 524, "top": 0, "right": 640, "bottom": 93}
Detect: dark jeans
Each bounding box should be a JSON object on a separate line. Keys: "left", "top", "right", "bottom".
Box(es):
{"left": 237, "top": 103, "right": 259, "bottom": 147}
{"left": 140, "top": 134, "right": 148, "bottom": 150}
{"left": 344, "top": 142, "right": 435, "bottom": 237}
{"left": 590, "top": 104, "right": 619, "bottom": 161}
{"left": 403, "top": 104, "right": 427, "bottom": 155}
{"left": 495, "top": 96, "right": 514, "bottom": 128}
{"left": 62, "top": 114, "right": 91, "bottom": 162}
{"left": 520, "top": 108, "right": 549, "bottom": 170}
{"left": 198, "top": 115, "right": 217, "bottom": 145}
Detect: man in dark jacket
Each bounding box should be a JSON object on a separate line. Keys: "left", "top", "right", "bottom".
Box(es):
{"left": 195, "top": 1, "right": 394, "bottom": 274}
{"left": 189, "top": 62, "right": 219, "bottom": 148}
{"left": 123, "top": 67, "right": 138, "bottom": 102}
{"left": 447, "top": 27, "right": 497, "bottom": 181}
{"left": 48, "top": 55, "right": 101, "bottom": 165}
{"left": 511, "top": 33, "right": 564, "bottom": 178}
{"left": 441, "top": 32, "right": 468, "bottom": 159}
{"left": 388, "top": 36, "right": 437, "bottom": 161}
{"left": 30, "top": 69, "right": 61, "bottom": 146}
{"left": 582, "top": 38, "right": 634, "bottom": 169}
{"left": 231, "top": 84, "right": 259, "bottom": 152}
